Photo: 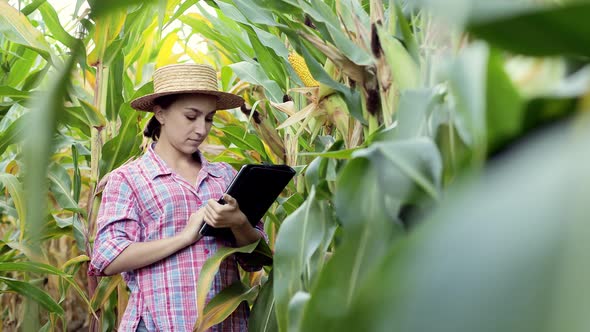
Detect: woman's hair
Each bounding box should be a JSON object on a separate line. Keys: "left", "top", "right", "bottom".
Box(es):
{"left": 143, "top": 93, "right": 191, "bottom": 141}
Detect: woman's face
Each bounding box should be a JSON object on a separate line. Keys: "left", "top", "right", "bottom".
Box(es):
{"left": 154, "top": 94, "right": 217, "bottom": 155}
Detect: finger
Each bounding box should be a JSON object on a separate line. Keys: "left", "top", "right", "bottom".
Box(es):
{"left": 223, "top": 194, "right": 238, "bottom": 207}
{"left": 204, "top": 209, "right": 222, "bottom": 227}
{"left": 203, "top": 200, "right": 220, "bottom": 214}
{"left": 203, "top": 209, "right": 215, "bottom": 226}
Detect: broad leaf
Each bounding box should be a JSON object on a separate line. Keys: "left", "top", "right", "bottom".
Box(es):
{"left": 0, "top": 2, "right": 52, "bottom": 61}
{"left": 229, "top": 0, "right": 283, "bottom": 27}
{"left": 273, "top": 188, "right": 333, "bottom": 331}
{"left": 249, "top": 272, "right": 278, "bottom": 332}
{"left": 218, "top": 125, "right": 269, "bottom": 160}
{"left": 0, "top": 114, "right": 28, "bottom": 157}
{"left": 99, "top": 106, "right": 142, "bottom": 177}
{"left": 334, "top": 120, "right": 590, "bottom": 332}
{"left": 0, "top": 261, "right": 71, "bottom": 276}
{"left": 48, "top": 163, "right": 80, "bottom": 212}
{"left": 193, "top": 241, "right": 260, "bottom": 330}
{"left": 467, "top": 3, "right": 590, "bottom": 58}
{"left": 0, "top": 174, "right": 25, "bottom": 234}
{"left": 0, "top": 276, "right": 64, "bottom": 315}
{"left": 446, "top": 42, "right": 490, "bottom": 166}
{"left": 0, "top": 261, "right": 92, "bottom": 316}
{"left": 22, "top": 42, "right": 81, "bottom": 255}
{"left": 229, "top": 61, "right": 284, "bottom": 104}
{"left": 90, "top": 275, "right": 123, "bottom": 311}
{"left": 298, "top": 0, "right": 372, "bottom": 66}
{"left": 298, "top": 156, "right": 398, "bottom": 331}
{"left": 0, "top": 86, "right": 30, "bottom": 101}
{"left": 88, "top": 0, "right": 157, "bottom": 18}
{"left": 353, "top": 138, "right": 442, "bottom": 203}
{"left": 199, "top": 281, "right": 259, "bottom": 331}
{"left": 485, "top": 48, "right": 524, "bottom": 154}
{"left": 38, "top": 2, "right": 78, "bottom": 48}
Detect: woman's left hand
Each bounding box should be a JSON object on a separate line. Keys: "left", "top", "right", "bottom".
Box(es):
{"left": 203, "top": 194, "right": 249, "bottom": 230}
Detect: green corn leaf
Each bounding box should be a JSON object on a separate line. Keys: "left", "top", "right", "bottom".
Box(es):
{"left": 219, "top": 125, "right": 269, "bottom": 160}
{"left": 90, "top": 275, "right": 123, "bottom": 311}
{"left": 0, "top": 1, "right": 52, "bottom": 61}
{"left": 394, "top": 2, "right": 421, "bottom": 64}
{"left": 467, "top": 2, "right": 590, "bottom": 58}
{"left": 0, "top": 261, "right": 71, "bottom": 276}
{"left": 0, "top": 174, "right": 26, "bottom": 236}
{"left": 88, "top": 0, "right": 157, "bottom": 18}
{"left": 194, "top": 240, "right": 260, "bottom": 331}
{"left": 3, "top": 47, "right": 40, "bottom": 88}
{"left": 0, "top": 114, "right": 29, "bottom": 156}
{"left": 22, "top": 39, "right": 82, "bottom": 257}
{"left": 0, "top": 260, "right": 93, "bottom": 318}
{"left": 61, "top": 255, "right": 90, "bottom": 271}
{"left": 21, "top": 0, "right": 48, "bottom": 16}
{"left": 228, "top": 0, "right": 282, "bottom": 27}
{"left": 299, "top": 155, "right": 400, "bottom": 331}
{"left": 376, "top": 24, "right": 420, "bottom": 90}
{"left": 166, "top": 0, "right": 199, "bottom": 27}
{"left": 273, "top": 187, "right": 335, "bottom": 331}
{"left": 248, "top": 272, "right": 278, "bottom": 332}
{"left": 0, "top": 276, "right": 64, "bottom": 315}
{"left": 229, "top": 61, "right": 284, "bottom": 104}
{"left": 353, "top": 138, "right": 442, "bottom": 202}
{"left": 0, "top": 86, "right": 30, "bottom": 100}
{"left": 298, "top": 0, "right": 372, "bottom": 66}
{"left": 99, "top": 106, "right": 142, "bottom": 177}
{"left": 38, "top": 2, "right": 78, "bottom": 48}
{"left": 199, "top": 281, "right": 259, "bottom": 331}
{"left": 332, "top": 120, "right": 590, "bottom": 332}
{"left": 48, "top": 163, "right": 79, "bottom": 212}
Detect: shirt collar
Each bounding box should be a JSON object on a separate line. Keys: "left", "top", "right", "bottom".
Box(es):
{"left": 142, "top": 143, "right": 222, "bottom": 179}
{"left": 196, "top": 149, "right": 223, "bottom": 178}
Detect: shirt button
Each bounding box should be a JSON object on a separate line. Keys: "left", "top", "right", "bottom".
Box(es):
{"left": 204, "top": 249, "right": 210, "bottom": 255}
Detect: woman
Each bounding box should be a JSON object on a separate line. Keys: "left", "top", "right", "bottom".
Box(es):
{"left": 89, "top": 64, "right": 265, "bottom": 331}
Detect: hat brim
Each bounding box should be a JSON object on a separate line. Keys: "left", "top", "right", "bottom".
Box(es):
{"left": 130, "top": 90, "right": 244, "bottom": 112}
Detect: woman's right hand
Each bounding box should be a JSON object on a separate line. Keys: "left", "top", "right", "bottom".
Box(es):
{"left": 179, "top": 209, "right": 205, "bottom": 245}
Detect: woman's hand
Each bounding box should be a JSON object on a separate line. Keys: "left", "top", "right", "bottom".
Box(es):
{"left": 203, "top": 194, "right": 263, "bottom": 246}
{"left": 203, "top": 194, "right": 248, "bottom": 230}
{"left": 178, "top": 208, "right": 206, "bottom": 246}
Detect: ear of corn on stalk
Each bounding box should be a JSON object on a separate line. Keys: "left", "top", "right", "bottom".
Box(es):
{"left": 289, "top": 52, "right": 320, "bottom": 87}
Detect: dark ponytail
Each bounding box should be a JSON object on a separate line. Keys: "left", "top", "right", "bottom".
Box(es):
{"left": 143, "top": 116, "right": 161, "bottom": 141}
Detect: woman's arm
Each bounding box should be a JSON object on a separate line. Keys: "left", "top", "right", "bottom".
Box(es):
{"left": 103, "top": 210, "right": 205, "bottom": 275}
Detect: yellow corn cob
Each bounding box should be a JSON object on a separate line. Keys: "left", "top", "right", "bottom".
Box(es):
{"left": 288, "top": 52, "right": 320, "bottom": 87}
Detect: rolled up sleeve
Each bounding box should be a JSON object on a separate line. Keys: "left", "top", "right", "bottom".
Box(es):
{"left": 88, "top": 172, "right": 140, "bottom": 276}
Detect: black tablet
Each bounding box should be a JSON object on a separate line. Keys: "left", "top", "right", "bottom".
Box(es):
{"left": 199, "top": 164, "right": 296, "bottom": 239}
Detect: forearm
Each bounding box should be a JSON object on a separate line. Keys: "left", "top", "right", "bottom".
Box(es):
{"left": 231, "top": 222, "right": 263, "bottom": 247}
{"left": 103, "top": 235, "right": 190, "bottom": 275}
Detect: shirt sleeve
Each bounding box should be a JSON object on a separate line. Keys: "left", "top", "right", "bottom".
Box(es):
{"left": 88, "top": 171, "right": 141, "bottom": 276}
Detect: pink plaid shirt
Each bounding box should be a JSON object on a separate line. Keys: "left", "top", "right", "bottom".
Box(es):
{"left": 89, "top": 144, "right": 264, "bottom": 331}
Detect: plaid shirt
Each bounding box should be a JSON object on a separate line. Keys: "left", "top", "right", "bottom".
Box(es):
{"left": 89, "top": 144, "right": 264, "bottom": 331}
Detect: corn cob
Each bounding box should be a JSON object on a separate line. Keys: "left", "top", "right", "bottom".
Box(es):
{"left": 288, "top": 52, "right": 320, "bottom": 87}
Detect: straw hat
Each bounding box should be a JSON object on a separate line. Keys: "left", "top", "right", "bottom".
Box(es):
{"left": 130, "top": 63, "right": 244, "bottom": 111}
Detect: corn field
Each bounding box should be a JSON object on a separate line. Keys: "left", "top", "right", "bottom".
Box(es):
{"left": 1, "top": 0, "right": 590, "bottom": 331}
